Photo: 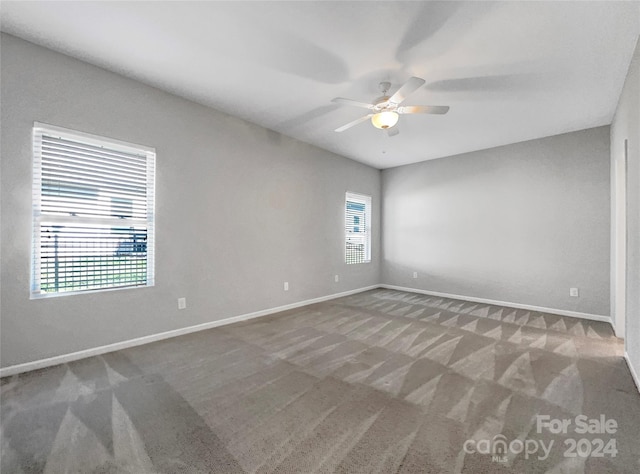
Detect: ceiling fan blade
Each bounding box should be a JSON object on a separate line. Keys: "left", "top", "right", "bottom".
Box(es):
{"left": 388, "top": 76, "right": 426, "bottom": 104}
{"left": 397, "top": 105, "right": 450, "bottom": 115}
{"left": 335, "top": 114, "right": 373, "bottom": 132}
{"left": 331, "top": 97, "right": 375, "bottom": 109}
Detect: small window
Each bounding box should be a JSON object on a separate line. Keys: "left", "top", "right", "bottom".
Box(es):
{"left": 345, "top": 192, "right": 371, "bottom": 264}
{"left": 31, "top": 123, "right": 155, "bottom": 297}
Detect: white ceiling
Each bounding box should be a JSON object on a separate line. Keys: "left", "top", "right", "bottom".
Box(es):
{"left": 1, "top": 1, "right": 639, "bottom": 169}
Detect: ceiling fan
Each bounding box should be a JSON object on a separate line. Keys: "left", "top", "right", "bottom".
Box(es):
{"left": 332, "top": 76, "right": 449, "bottom": 133}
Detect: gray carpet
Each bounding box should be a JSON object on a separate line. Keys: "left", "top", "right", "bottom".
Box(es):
{"left": 2, "top": 289, "right": 639, "bottom": 473}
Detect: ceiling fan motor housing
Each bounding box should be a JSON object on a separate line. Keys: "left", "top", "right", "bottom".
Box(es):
{"left": 374, "top": 96, "right": 393, "bottom": 111}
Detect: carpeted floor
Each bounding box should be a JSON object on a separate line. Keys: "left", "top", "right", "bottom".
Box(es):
{"left": 2, "top": 289, "right": 639, "bottom": 473}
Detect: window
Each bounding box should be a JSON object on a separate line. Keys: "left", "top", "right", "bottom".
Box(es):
{"left": 31, "top": 123, "right": 155, "bottom": 297}
{"left": 345, "top": 192, "right": 371, "bottom": 264}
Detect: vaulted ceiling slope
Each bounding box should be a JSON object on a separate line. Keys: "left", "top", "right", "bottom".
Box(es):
{"left": 2, "top": 1, "right": 639, "bottom": 169}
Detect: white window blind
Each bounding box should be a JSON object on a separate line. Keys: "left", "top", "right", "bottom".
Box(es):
{"left": 31, "top": 123, "right": 155, "bottom": 298}
{"left": 345, "top": 192, "right": 371, "bottom": 264}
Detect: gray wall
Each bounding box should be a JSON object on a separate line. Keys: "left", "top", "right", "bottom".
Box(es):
{"left": 0, "top": 32, "right": 623, "bottom": 373}
{"left": 0, "top": 34, "right": 381, "bottom": 368}
{"left": 382, "top": 127, "right": 611, "bottom": 317}
{"left": 611, "top": 36, "right": 640, "bottom": 378}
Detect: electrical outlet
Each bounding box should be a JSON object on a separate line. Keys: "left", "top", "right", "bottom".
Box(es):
{"left": 284, "top": 281, "right": 289, "bottom": 291}
{"left": 570, "top": 288, "right": 579, "bottom": 297}
{"left": 413, "top": 272, "right": 418, "bottom": 279}
{"left": 178, "top": 297, "right": 186, "bottom": 309}
{"left": 335, "top": 275, "right": 339, "bottom": 283}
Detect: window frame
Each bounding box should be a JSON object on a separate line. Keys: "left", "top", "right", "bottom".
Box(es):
{"left": 30, "top": 122, "right": 156, "bottom": 299}
{"left": 345, "top": 191, "right": 372, "bottom": 265}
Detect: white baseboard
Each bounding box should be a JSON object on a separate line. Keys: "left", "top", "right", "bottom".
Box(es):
{"left": 379, "top": 284, "right": 613, "bottom": 325}
{"left": 624, "top": 352, "right": 640, "bottom": 394}
{"left": 0, "top": 285, "right": 378, "bottom": 378}
{"left": 0, "top": 284, "right": 616, "bottom": 378}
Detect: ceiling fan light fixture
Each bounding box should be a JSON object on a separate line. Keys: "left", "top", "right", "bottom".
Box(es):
{"left": 371, "top": 111, "right": 399, "bottom": 129}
